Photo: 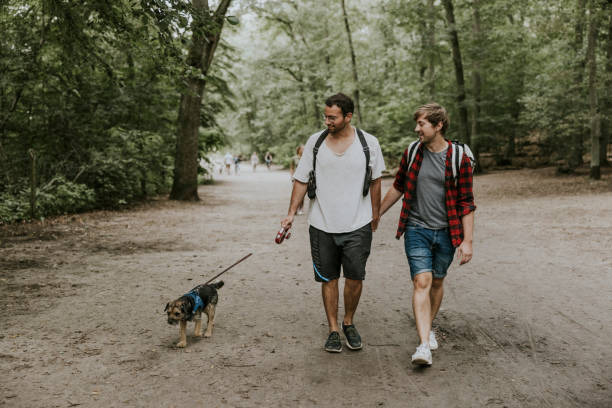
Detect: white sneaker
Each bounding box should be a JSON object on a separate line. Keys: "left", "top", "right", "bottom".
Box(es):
{"left": 411, "top": 343, "right": 432, "bottom": 366}
{"left": 429, "top": 330, "right": 438, "bottom": 351}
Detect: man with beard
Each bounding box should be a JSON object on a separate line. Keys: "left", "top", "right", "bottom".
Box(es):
{"left": 280, "top": 93, "right": 385, "bottom": 353}
{"left": 379, "top": 103, "right": 476, "bottom": 366}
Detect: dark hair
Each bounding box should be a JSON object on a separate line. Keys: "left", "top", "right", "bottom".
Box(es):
{"left": 413, "top": 103, "right": 450, "bottom": 135}
{"left": 325, "top": 93, "right": 354, "bottom": 116}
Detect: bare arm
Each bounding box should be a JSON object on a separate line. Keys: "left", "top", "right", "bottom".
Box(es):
{"left": 281, "top": 180, "right": 308, "bottom": 230}
{"left": 370, "top": 178, "right": 382, "bottom": 231}
{"left": 380, "top": 185, "right": 403, "bottom": 217}
{"left": 457, "top": 211, "right": 474, "bottom": 265}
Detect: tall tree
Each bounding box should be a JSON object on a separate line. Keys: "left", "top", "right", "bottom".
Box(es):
{"left": 587, "top": 0, "right": 602, "bottom": 179}
{"left": 442, "top": 0, "right": 470, "bottom": 144}
{"left": 170, "top": 0, "right": 233, "bottom": 201}
{"left": 470, "top": 0, "right": 482, "bottom": 162}
{"left": 340, "top": 0, "right": 362, "bottom": 123}
{"left": 426, "top": 0, "right": 437, "bottom": 99}
{"left": 601, "top": 0, "right": 612, "bottom": 166}
{"left": 569, "top": 0, "right": 587, "bottom": 169}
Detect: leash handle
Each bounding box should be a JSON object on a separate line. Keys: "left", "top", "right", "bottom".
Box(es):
{"left": 204, "top": 253, "right": 252, "bottom": 284}
{"left": 275, "top": 227, "right": 291, "bottom": 244}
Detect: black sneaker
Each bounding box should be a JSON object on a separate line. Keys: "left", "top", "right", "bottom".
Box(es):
{"left": 324, "top": 331, "right": 342, "bottom": 353}
{"left": 341, "top": 322, "right": 362, "bottom": 350}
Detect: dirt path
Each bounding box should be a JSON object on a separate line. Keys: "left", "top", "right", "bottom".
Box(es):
{"left": 1, "top": 166, "right": 611, "bottom": 407}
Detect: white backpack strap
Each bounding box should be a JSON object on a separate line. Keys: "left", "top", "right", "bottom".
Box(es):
{"left": 463, "top": 144, "right": 476, "bottom": 168}
{"left": 407, "top": 140, "right": 420, "bottom": 170}
{"left": 451, "top": 142, "right": 476, "bottom": 179}
{"left": 452, "top": 143, "right": 463, "bottom": 179}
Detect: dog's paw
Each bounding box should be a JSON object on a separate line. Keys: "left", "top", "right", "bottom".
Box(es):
{"left": 195, "top": 332, "right": 203, "bottom": 338}
{"left": 204, "top": 332, "right": 212, "bottom": 338}
{"left": 176, "top": 341, "right": 187, "bottom": 348}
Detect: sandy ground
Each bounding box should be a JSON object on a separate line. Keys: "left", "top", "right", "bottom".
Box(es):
{"left": 1, "top": 165, "right": 611, "bottom": 407}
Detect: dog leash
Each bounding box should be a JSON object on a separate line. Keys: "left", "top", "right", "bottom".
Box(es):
{"left": 202, "top": 253, "right": 252, "bottom": 285}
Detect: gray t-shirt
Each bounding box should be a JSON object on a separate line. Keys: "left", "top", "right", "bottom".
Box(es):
{"left": 408, "top": 147, "right": 448, "bottom": 229}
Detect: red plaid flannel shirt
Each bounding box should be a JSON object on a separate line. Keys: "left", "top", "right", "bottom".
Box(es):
{"left": 393, "top": 140, "right": 476, "bottom": 247}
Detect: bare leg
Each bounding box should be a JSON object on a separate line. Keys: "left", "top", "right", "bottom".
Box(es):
{"left": 430, "top": 278, "right": 445, "bottom": 324}
{"left": 412, "top": 272, "right": 433, "bottom": 345}
{"left": 322, "top": 279, "right": 339, "bottom": 333}
{"left": 343, "top": 278, "right": 363, "bottom": 326}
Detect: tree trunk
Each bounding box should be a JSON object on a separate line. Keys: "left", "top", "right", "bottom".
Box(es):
{"left": 587, "top": 0, "right": 601, "bottom": 179}
{"left": 601, "top": 1, "right": 612, "bottom": 166}
{"left": 442, "top": 0, "right": 470, "bottom": 144}
{"left": 470, "top": 0, "right": 482, "bottom": 164}
{"left": 426, "top": 0, "right": 436, "bottom": 99}
{"left": 569, "top": 0, "right": 587, "bottom": 169}
{"left": 340, "top": 0, "right": 362, "bottom": 124}
{"left": 170, "top": 0, "right": 232, "bottom": 200}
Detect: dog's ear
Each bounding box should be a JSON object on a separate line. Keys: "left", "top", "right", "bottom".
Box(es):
{"left": 164, "top": 303, "right": 169, "bottom": 312}
{"left": 180, "top": 303, "right": 187, "bottom": 314}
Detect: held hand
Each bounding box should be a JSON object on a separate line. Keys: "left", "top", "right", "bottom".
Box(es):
{"left": 457, "top": 240, "right": 473, "bottom": 265}
{"left": 371, "top": 216, "right": 380, "bottom": 232}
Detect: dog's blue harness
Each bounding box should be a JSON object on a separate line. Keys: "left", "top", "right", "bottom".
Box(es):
{"left": 185, "top": 290, "right": 204, "bottom": 319}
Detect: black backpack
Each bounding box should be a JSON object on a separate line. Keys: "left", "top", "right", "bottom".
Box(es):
{"left": 307, "top": 128, "right": 372, "bottom": 199}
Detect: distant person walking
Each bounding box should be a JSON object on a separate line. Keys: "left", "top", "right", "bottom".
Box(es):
{"left": 234, "top": 154, "right": 241, "bottom": 175}
{"left": 379, "top": 103, "right": 476, "bottom": 366}
{"left": 224, "top": 152, "right": 233, "bottom": 175}
{"left": 280, "top": 93, "right": 385, "bottom": 353}
{"left": 251, "top": 152, "right": 259, "bottom": 172}
{"left": 290, "top": 145, "right": 305, "bottom": 215}
{"left": 264, "top": 151, "right": 273, "bottom": 170}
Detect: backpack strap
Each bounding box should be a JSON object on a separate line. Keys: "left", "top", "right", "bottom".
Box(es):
{"left": 356, "top": 128, "right": 370, "bottom": 169}
{"left": 451, "top": 142, "right": 462, "bottom": 179}
{"left": 407, "top": 140, "right": 421, "bottom": 170}
{"left": 450, "top": 140, "right": 476, "bottom": 179}
{"left": 312, "top": 129, "right": 329, "bottom": 174}
{"left": 312, "top": 128, "right": 370, "bottom": 172}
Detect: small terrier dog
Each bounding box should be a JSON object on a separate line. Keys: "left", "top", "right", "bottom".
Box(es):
{"left": 165, "top": 281, "right": 224, "bottom": 348}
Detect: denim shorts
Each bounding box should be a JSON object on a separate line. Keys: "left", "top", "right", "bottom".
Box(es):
{"left": 404, "top": 224, "right": 456, "bottom": 280}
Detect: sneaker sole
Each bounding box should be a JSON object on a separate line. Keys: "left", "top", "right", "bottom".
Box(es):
{"left": 411, "top": 357, "right": 432, "bottom": 366}
{"left": 345, "top": 341, "right": 362, "bottom": 350}
{"left": 341, "top": 323, "right": 362, "bottom": 351}
{"left": 325, "top": 347, "right": 342, "bottom": 353}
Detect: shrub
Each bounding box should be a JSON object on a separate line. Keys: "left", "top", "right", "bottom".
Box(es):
{"left": 0, "top": 177, "right": 96, "bottom": 224}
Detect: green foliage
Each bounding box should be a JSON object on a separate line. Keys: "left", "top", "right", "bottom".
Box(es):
{"left": 0, "top": 0, "right": 234, "bottom": 221}
{"left": 0, "top": 177, "right": 95, "bottom": 224}
{"left": 220, "top": 0, "right": 610, "bottom": 171}
{"left": 2, "top": 0, "right": 610, "bottom": 222}
{"left": 36, "top": 177, "right": 97, "bottom": 217}
{"left": 79, "top": 127, "right": 174, "bottom": 208}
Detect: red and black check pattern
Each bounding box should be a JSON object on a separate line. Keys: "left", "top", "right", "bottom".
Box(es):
{"left": 392, "top": 140, "right": 476, "bottom": 247}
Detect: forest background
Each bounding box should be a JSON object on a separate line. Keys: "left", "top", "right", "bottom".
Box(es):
{"left": 1, "top": 0, "right": 611, "bottom": 223}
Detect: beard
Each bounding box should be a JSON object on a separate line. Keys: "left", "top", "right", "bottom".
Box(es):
{"left": 328, "top": 121, "right": 347, "bottom": 135}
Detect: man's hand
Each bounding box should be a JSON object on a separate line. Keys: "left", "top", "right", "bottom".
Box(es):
{"left": 371, "top": 216, "right": 380, "bottom": 232}
{"left": 457, "top": 240, "right": 473, "bottom": 265}
{"left": 281, "top": 214, "right": 294, "bottom": 231}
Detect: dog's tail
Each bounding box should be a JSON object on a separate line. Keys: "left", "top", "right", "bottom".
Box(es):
{"left": 211, "top": 280, "right": 224, "bottom": 289}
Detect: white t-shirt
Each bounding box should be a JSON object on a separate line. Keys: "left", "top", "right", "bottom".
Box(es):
{"left": 293, "top": 127, "right": 386, "bottom": 233}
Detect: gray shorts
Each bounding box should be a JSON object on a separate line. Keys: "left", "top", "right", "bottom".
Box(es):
{"left": 309, "top": 223, "right": 372, "bottom": 282}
